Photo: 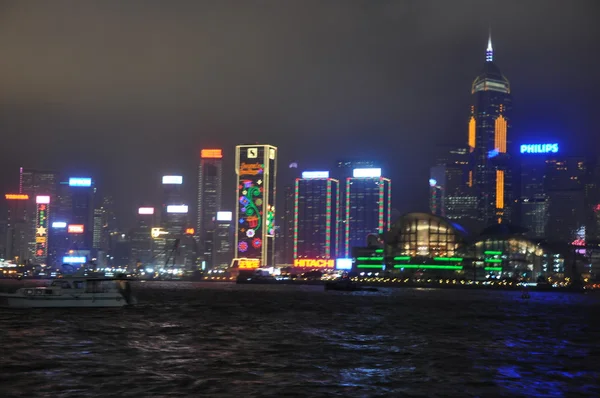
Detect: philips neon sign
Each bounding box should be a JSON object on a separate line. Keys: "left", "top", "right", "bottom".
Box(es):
{"left": 520, "top": 143, "right": 559, "bottom": 154}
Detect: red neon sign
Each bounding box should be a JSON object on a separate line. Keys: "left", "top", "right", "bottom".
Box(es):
{"left": 68, "top": 224, "right": 84, "bottom": 234}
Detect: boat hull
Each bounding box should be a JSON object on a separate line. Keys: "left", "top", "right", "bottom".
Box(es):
{"left": 0, "top": 294, "right": 128, "bottom": 308}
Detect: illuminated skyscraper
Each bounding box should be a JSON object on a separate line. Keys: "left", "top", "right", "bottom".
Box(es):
{"left": 234, "top": 144, "right": 277, "bottom": 267}
{"left": 19, "top": 168, "right": 58, "bottom": 260}
{"left": 197, "top": 149, "right": 223, "bottom": 238}
{"left": 293, "top": 171, "right": 340, "bottom": 260}
{"left": 345, "top": 168, "right": 391, "bottom": 257}
{"left": 4, "top": 194, "right": 32, "bottom": 263}
{"left": 48, "top": 178, "right": 95, "bottom": 266}
{"left": 468, "top": 33, "right": 513, "bottom": 227}
{"left": 212, "top": 211, "right": 234, "bottom": 269}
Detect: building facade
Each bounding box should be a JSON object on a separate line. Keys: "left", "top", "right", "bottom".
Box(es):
{"left": 234, "top": 144, "right": 277, "bottom": 267}
{"left": 345, "top": 168, "right": 391, "bottom": 257}
{"left": 468, "top": 35, "right": 513, "bottom": 227}
{"left": 293, "top": 171, "right": 340, "bottom": 260}
{"left": 197, "top": 149, "right": 223, "bottom": 241}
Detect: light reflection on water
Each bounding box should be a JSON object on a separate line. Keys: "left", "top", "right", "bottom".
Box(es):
{"left": 0, "top": 282, "right": 598, "bottom": 397}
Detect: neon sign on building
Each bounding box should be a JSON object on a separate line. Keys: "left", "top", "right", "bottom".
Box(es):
{"left": 293, "top": 259, "right": 335, "bottom": 268}
{"left": 69, "top": 178, "right": 92, "bottom": 187}
{"left": 35, "top": 197, "right": 50, "bottom": 263}
{"left": 520, "top": 143, "right": 559, "bottom": 154}
{"left": 235, "top": 145, "right": 277, "bottom": 266}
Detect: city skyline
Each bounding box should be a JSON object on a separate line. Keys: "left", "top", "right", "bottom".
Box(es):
{"left": 0, "top": 1, "right": 598, "bottom": 227}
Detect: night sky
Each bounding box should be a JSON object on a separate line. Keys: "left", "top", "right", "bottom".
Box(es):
{"left": 0, "top": 0, "right": 598, "bottom": 227}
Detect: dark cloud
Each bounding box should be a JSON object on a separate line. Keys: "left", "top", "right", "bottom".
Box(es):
{"left": 0, "top": 0, "right": 598, "bottom": 225}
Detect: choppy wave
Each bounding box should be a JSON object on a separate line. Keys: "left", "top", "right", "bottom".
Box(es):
{"left": 0, "top": 282, "right": 599, "bottom": 397}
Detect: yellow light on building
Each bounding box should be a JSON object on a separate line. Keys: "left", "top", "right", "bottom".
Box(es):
{"left": 496, "top": 170, "right": 504, "bottom": 209}
{"left": 494, "top": 115, "right": 507, "bottom": 153}
{"left": 468, "top": 117, "right": 476, "bottom": 150}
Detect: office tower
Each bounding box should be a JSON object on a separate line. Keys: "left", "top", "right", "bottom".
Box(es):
{"left": 19, "top": 168, "right": 58, "bottom": 260}
{"left": 345, "top": 168, "right": 391, "bottom": 257}
{"left": 468, "top": 33, "right": 513, "bottom": 227}
{"left": 282, "top": 185, "right": 295, "bottom": 265}
{"left": 19, "top": 168, "right": 58, "bottom": 198}
{"left": 293, "top": 171, "right": 340, "bottom": 263}
{"left": 161, "top": 175, "right": 188, "bottom": 235}
{"left": 48, "top": 178, "right": 95, "bottom": 266}
{"left": 129, "top": 207, "right": 156, "bottom": 268}
{"left": 197, "top": 149, "right": 223, "bottom": 239}
{"left": 234, "top": 144, "right": 277, "bottom": 267}
{"left": 212, "top": 211, "right": 234, "bottom": 269}
{"left": 430, "top": 147, "right": 479, "bottom": 231}
{"left": 4, "top": 194, "right": 32, "bottom": 263}
{"left": 518, "top": 150, "right": 551, "bottom": 239}
{"left": 545, "top": 156, "right": 587, "bottom": 242}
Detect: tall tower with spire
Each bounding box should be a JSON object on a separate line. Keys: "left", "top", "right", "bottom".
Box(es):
{"left": 468, "top": 32, "right": 513, "bottom": 228}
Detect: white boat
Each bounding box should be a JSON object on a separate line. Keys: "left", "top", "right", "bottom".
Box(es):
{"left": 0, "top": 276, "right": 136, "bottom": 308}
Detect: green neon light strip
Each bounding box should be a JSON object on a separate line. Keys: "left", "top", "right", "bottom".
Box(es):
{"left": 357, "top": 264, "right": 384, "bottom": 269}
{"left": 393, "top": 256, "right": 411, "bottom": 261}
{"left": 433, "top": 257, "right": 463, "bottom": 262}
{"left": 484, "top": 267, "right": 502, "bottom": 271}
{"left": 484, "top": 259, "right": 502, "bottom": 263}
{"left": 357, "top": 256, "right": 383, "bottom": 261}
{"left": 484, "top": 251, "right": 502, "bottom": 255}
{"left": 375, "top": 249, "right": 383, "bottom": 253}
{"left": 393, "top": 264, "right": 462, "bottom": 270}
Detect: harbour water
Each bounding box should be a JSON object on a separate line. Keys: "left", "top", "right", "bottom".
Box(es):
{"left": 0, "top": 282, "right": 599, "bottom": 397}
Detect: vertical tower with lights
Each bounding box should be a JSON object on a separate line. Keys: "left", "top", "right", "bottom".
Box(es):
{"left": 468, "top": 32, "right": 513, "bottom": 226}
{"left": 293, "top": 171, "right": 340, "bottom": 262}
{"left": 234, "top": 144, "right": 277, "bottom": 267}
{"left": 345, "top": 168, "right": 391, "bottom": 257}
{"left": 197, "top": 149, "right": 223, "bottom": 237}
{"left": 34, "top": 195, "right": 50, "bottom": 264}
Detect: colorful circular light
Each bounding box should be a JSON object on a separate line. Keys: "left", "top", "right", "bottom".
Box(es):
{"left": 255, "top": 198, "right": 263, "bottom": 206}
{"left": 246, "top": 229, "right": 255, "bottom": 238}
{"left": 252, "top": 238, "right": 262, "bottom": 248}
{"left": 238, "top": 241, "right": 248, "bottom": 252}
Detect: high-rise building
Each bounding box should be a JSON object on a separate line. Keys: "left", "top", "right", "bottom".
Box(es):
{"left": 19, "top": 168, "right": 58, "bottom": 260}
{"left": 430, "top": 147, "right": 479, "bottom": 232}
{"left": 212, "top": 211, "right": 234, "bottom": 269}
{"left": 282, "top": 184, "right": 295, "bottom": 265}
{"left": 48, "top": 178, "right": 95, "bottom": 266}
{"left": 234, "top": 144, "right": 277, "bottom": 268}
{"left": 345, "top": 168, "right": 391, "bottom": 257}
{"left": 468, "top": 33, "right": 513, "bottom": 227}
{"left": 545, "top": 156, "right": 587, "bottom": 242}
{"left": 161, "top": 175, "right": 188, "bottom": 235}
{"left": 293, "top": 171, "right": 340, "bottom": 262}
{"left": 4, "top": 194, "right": 32, "bottom": 263}
{"left": 129, "top": 207, "right": 156, "bottom": 269}
{"left": 197, "top": 149, "right": 223, "bottom": 239}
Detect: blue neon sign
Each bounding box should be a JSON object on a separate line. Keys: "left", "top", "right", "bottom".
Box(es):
{"left": 69, "top": 177, "right": 92, "bottom": 187}
{"left": 63, "top": 256, "right": 86, "bottom": 264}
{"left": 520, "top": 143, "right": 559, "bottom": 154}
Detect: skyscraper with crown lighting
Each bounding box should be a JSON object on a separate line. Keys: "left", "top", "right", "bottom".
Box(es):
{"left": 468, "top": 33, "right": 513, "bottom": 227}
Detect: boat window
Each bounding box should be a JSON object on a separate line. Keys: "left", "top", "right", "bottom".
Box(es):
{"left": 85, "top": 280, "right": 103, "bottom": 293}
{"left": 60, "top": 281, "right": 71, "bottom": 289}
{"left": 73, "top": 281, "right": 84, "bottom": 289}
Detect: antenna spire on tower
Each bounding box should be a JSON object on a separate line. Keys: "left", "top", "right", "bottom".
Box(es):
{"left": 486, "top": 27, "right": 493, "bottom": 62}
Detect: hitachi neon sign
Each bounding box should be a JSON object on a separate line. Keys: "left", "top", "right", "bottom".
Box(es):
{"left": 520, "top": 143, "right": 559, "bottom": 154}
{"left": 293, "top": 259, "right": 335, "bottom": 268}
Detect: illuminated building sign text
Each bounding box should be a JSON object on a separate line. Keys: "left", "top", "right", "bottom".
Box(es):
{"left": 520, "top": 143, "right": 559, "bottom": 154}
{"left": 294, "top": 259, "right": 335, "bottom": 268}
